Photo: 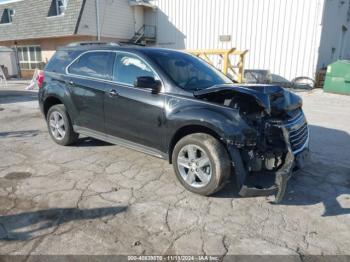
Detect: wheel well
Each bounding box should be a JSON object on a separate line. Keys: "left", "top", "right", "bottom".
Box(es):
{"left": 168, "top": 125, "right": 223, "bottom": 163}
{"left": 43, "top": 96, "right": 63, "bottom": 117}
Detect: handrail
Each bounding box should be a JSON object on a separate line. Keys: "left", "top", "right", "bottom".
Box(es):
{"left": 135, "top": 24, "right": 156, "bottom": 39}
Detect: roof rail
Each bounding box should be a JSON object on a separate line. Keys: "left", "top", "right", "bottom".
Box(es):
{"left": 118, "top": 41, "right": 146, "bottom": 47}
{"left": 66, "top": 41, "right": 120, "bottom": 47}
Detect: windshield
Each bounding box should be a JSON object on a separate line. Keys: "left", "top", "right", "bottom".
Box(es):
{"left": 145, "top": 50, "right": 233, "bottom": 91}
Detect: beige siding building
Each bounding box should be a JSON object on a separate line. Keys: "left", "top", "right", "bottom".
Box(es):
{"left": 0, "top": 0, "right": 155, "bottom": 78}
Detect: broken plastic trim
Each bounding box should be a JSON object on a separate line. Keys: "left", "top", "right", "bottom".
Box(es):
{"left": 228, "top": 127, "right": 294, "bottom": 203}
{"left": 193, "top": 84, "right": 302, "bottom": 115}
{"left": 274, "top": 128, "right": 295, "bottom": 203}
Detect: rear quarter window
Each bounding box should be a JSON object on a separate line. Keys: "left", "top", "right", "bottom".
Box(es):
{"left": 45, "top": 50, "right": 80, "bottom": 74}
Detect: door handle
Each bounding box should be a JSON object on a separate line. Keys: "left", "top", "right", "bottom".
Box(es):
{"left": 108, "top": 89, "right": 119, "bottom": 97}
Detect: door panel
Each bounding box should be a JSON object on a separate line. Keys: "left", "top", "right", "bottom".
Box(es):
{"left": 104, "top": 53, "right": 165, "bottom": 151}
{"left": 69, "top": 77, "right": 107, "bottom": 133}
{"left": 105, "top": 84, "right": 165, "bottom": 151}
{"left": 66, "top": 51, "right": 115, "bottom": 133}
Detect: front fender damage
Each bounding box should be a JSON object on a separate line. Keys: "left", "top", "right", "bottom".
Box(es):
{"left": 228, "top": 127, "right": 294, "bottom": 203}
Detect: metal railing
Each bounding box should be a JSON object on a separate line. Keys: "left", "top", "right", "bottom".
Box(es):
{"left": 131, "top": 25, "right": 157, "bottom": 44}
{"left": 143, "top": 25, "right": 156, "bottom": 39}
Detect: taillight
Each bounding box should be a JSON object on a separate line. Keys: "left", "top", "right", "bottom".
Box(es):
{"left": 37, "top": 71, "right": 45, "bottom": 89}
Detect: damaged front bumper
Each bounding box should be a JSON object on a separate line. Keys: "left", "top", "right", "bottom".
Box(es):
{"left": 194, "top": 83, "right": 309, "bottom": 202}
{"left": 228, "top": 127, "right": 310, "bottom": 203}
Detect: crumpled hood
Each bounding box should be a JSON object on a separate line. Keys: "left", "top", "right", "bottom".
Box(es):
{"left": 193, "top": 84, "right": 302, "bottom": 115}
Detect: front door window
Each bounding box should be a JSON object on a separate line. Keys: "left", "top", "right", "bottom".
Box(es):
{"left": 113, "top": 54, "right": 156, "bottom": 86}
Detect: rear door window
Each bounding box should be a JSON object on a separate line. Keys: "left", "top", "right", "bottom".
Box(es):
{"left": 113, "top": 53, "right": 156, "bottom": 86}
{"left": 68, "top": 51, "right": 115, "bottom": 80}
{"left": 45, "top": 50, "right": 79, "bottom": 74}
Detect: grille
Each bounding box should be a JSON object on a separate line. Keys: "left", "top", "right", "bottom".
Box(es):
{"left": 285, "top": 112, "right": 309, "bottom": 154}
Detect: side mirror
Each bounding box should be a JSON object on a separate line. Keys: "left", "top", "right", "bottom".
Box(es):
{"left": 134, "top": 76, "right": 161, "bottom": 94}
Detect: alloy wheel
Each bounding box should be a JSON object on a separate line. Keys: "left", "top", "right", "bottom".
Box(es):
{"left": 177, "top": 144, "right": 212, "bottom": 188}
{"left": 49, "top": 111, "right": 66, "bottom": 140}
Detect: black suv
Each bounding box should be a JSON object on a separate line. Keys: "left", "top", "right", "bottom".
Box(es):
{"left": 39, "top": 43, "right": 309, "bottom": 202}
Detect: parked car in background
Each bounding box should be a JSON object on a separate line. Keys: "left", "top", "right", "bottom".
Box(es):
{"left": 38, "top": 43, "right": 310, "bottom": 202}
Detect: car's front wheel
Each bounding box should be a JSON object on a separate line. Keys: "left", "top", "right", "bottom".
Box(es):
{"left": 47, "top": 104, "right": 78, "bottom": 146}
{"left": 172, "top": 133, "right": 231, "bottom": 196}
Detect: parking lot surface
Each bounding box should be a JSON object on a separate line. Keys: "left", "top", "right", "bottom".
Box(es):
{"left": 0, "top": 85, "right": 349, "bottom": 257}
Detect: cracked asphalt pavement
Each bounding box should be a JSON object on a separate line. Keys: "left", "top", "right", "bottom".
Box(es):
{"left": 0, "top": 85, "right": 349, "bottom": 257}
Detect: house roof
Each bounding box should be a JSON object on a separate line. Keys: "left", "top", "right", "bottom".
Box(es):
{"left": 0, "top": 0, "right": 85, "bottom": 42}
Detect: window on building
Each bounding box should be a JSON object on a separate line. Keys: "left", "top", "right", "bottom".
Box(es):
{"left": 17, "top": 46, "right": 44, "bottom": 70}
{"left": 113, "top": 54, "right": 156, "bottom": 86}
{"left": 68, "top": 52, "right": 115, "bottom": 80}
{"left": 48, "top": 0, "right": 68, "bottom": 17}
{"left": 0, "top": 8, "right": 15, "bottom": 24}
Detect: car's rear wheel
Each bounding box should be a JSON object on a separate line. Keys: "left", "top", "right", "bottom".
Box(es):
{"left": 172, "top": 133, "right": 231, "bottom": 196}
{"left": 47, "top": 104, "right": 78, "bottom": 146}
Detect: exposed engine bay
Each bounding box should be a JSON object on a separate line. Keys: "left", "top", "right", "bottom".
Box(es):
{"left": 194, "top": 84, "right": 310, "bottom": 202}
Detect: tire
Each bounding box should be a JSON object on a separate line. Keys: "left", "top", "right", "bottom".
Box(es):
{"left": 46, "top": 104, "right": 79, "bottom": 146}
{"left": 172, "top": 133, "right": 231, "bottom": 196}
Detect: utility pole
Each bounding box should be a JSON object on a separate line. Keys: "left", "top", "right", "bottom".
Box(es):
{"left": 14, "top": 41, "right": 21, "bottom": 79}
{"left": 95, "top": 0, "right": 101, "bottom": 41}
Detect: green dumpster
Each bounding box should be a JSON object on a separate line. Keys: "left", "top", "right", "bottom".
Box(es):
{"left": 324, "top": 60, "right": 350, "bottom": 95}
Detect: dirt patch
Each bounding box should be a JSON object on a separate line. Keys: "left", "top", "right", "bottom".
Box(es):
{"left": 0, "top": 108, "right": 4, "bottom": 111}
{"left": 0, "top": 196, "right": 14, "bottom": 211}
{"left": 5, "top": 172, "right": 32, "bottom": 180}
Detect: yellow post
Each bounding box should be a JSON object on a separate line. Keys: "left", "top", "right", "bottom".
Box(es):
{"left": 232, "top": 50, "right": 248, "bottom": 83}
